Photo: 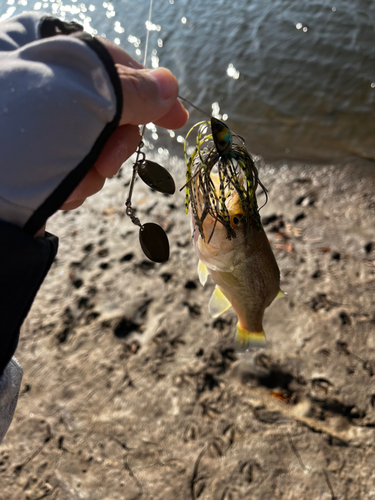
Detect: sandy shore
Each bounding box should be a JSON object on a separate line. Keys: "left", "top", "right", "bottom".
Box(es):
{"left": 1, "top": 153, "right": 375, "bottom": 499}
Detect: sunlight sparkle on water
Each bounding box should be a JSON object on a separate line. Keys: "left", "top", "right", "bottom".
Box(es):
{"left": 212, "top": 102, "right": 222, "bottom": 118}
{"left": 158, "top": 147, "right": 169, "bottom": 157}
{"left": 151, "top": 49, "right": 159, "bottom": 68}
{"left": 146, "top": 123, "right": 157, "bottom": 133}
{"left": 83, "top": 20, "right": 96, "bottom": 34}
{"left": 69, "top": 6, "right": 80, "bottom": 14}
{"left": 51, "top": 4, "right": 59, "bottom": 16}
{"left": 227, "top": 63, "right": 240, "bottom": 79}
{"left": 128, "top": 35, "right": 140, "bottom": 47}
{"left": 0, "top": 6, "right": 15, "bottom": 20}
{"left": 296, "top": 23, "right": 308, "bottom": 32}
{"left": 146, "top": 20, "right": 161, "bottom": 31}
{"left": 114, "top": 21, "right": 125, "bottom": 34}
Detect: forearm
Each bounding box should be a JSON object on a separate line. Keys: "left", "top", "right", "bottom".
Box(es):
{"left": 0, "top": 12, "right": 122, "bottom": 234}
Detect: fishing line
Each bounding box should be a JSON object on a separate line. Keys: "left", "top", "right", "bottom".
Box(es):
{"left": 137, "top": 0, "right": 153, "bottom": 141}
{"left": 177, "top": 95, "right": 211, "bottom": 119}
{"left": 125, "top": 0, "right": 174, "bottom": 263}
{"left": 144, "top": 0, "right": 153, "bottom": 67}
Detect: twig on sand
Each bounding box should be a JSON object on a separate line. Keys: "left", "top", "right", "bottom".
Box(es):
{"left": 14, "top": 423, "right": 52, "bottom": 474}
{"left": 111, "top": 435, "right": 132, "bottom": 451}
{"left": 322, "top": 468, "right": 336, "bottom": 500}
{"left": 286, "top": 431, "right": 307, "bottom": 471}
{"left": 287, "top": 432, "right": 336, "bottom": 499}
{"left": 124, "top": 456, "right": 143, "bottom": 493}
{"left": 190, "top": 443, "right": 208, "bottom": 500}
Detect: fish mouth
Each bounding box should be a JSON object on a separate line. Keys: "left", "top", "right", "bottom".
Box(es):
{"left": 183, "top": 120, "right": 267, "bottom": 242}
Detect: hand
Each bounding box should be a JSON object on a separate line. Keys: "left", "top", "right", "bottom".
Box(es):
{"left": 60, "top": 39, "right": 189, "bottom": 210}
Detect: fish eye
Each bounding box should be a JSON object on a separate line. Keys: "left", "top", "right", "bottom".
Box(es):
{"left": 232, "top": 213, "right": 243, "bottom": 226}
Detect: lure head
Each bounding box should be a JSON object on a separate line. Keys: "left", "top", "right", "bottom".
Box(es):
{"left": 184, "top": 118, "right": 264, "bottom": 243}
{"left": 211, "top": 117, "right": 232, "bottom": 156}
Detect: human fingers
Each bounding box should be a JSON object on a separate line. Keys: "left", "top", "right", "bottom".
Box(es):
{"left": 116, "top": 65, "right": 188, "bottom": 128}
{"left": 98, "top": 38, "right": 188, "bottom": 128}
{"left": 59, "top": 167, "right": 105, "bottom": 210}
{"left": 153, "top": 99, "right": 190, "bottom": 129}
{"left": 94, "top": 124, "right": 140, "bottom": 178}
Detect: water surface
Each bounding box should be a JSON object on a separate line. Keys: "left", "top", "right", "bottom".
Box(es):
{"left": 2, "top": 0, "right": 375, "bottom": 164}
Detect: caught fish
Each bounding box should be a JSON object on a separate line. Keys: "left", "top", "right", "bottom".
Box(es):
{"left": 183, "top": 118, "right": 284, "bottom": 352}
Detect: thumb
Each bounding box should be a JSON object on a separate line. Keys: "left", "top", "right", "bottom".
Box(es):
{"left": 116, "top": 66, "right": 181, "bottom": 126}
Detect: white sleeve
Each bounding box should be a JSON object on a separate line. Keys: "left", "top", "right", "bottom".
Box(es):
{"left": 0, "top": 12, "right": 47, "bottom": 49}
{"left": 0, "top": 13, "right": 123, "bottom": 234}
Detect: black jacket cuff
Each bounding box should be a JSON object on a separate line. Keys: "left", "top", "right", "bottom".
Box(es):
{"left": 0, "top": 220, "right": 58, "bottom": 375}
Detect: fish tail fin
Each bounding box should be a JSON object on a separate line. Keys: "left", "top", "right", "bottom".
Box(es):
{"left": 234, "top": 323, "right": 266, "bottom": 352}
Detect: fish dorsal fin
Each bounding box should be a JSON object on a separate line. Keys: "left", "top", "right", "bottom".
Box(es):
{"left": 198, "top": 260, "right": 208, "bottom": 286}
{"left": 208, "top": 285, "right": 232, "bottom": 318}
{"left": 276, "top": 289, "right": 287, "bottom": 299}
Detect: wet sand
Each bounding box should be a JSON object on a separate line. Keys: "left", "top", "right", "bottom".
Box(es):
{"left": 1, "top": 155, "right": 375, "bottom": 499}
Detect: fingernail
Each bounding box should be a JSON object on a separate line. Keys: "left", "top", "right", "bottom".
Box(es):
{"left": 149, "top": 68, "right": 177, "bottom": 100}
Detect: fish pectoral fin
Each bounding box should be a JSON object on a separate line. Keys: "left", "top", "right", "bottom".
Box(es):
{"left": 208, "top": 285, "right": 232, "bottom": 318}
{"left": 276, "top": 289, "right": 288, "bottom": 299}
{"left": 235, "top": 324, "right": 266, "bottom": 352}
{"left": 198, "top": 260, "right": 209, "bottom": 286}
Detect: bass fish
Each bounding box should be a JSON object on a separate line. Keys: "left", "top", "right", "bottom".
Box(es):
{"left": 184, "top": 118, "right": 283, "bottom": 352}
